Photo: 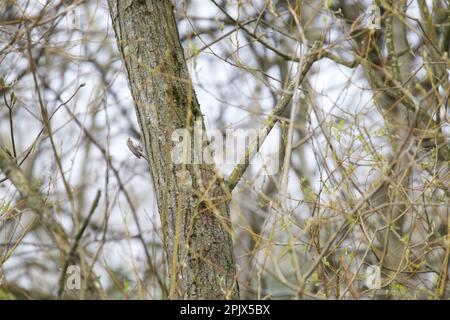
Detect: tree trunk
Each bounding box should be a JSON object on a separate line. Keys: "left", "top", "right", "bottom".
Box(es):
{"left": 107, "top": 0, "right": 239, "bottom": 299}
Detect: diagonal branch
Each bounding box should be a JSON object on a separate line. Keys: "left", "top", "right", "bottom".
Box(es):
{"left": 0, "top": 148, "right": 104, "bottom": 298}
{"left": 227, "top": 42, "right": 321, "bottom": 191}
{"left": 0, "top": 148, "right": 70, "bottom": 253}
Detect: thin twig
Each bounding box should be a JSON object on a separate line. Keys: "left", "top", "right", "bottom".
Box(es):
{"left": 57, "top": 190, "right": 101, "bottom": 299}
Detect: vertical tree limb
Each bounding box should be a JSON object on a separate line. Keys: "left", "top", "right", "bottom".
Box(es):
{"left": 107, "top": 0, "right": 239, "bottom": 299}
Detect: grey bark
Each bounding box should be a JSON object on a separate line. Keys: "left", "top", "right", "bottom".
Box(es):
{"left": 107, "top": 0, "right": 239, "bottom": 299}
